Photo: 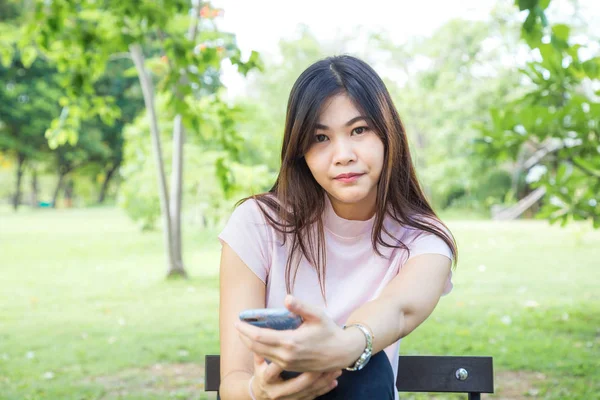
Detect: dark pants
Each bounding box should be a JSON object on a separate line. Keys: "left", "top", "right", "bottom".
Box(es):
{"left": 282, "top": 351, "right": 396, "bottom": 400}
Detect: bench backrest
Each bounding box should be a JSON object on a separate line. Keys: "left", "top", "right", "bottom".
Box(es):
{"left": 205, "top": 355, "right": 493, "bottom": 399}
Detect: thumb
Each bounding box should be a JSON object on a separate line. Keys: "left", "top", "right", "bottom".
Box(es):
{"left": 253, "top": 353, "right": 265, "bottom": 367}
{"left": 285, "top": 295, "right": 323, "bottom": 322}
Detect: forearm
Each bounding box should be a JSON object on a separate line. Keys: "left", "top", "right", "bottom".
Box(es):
{"left": 220, "top": 371, "right": 254, "bottom": 400}
{"left": 339, "top": 255, "right": 450, "bottom": 368}
{"left": 337, "top": 295, "right": 406, "bottom": 368}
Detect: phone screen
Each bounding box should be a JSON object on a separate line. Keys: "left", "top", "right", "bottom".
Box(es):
{"left": 239, "top": 308, "right": 303, "bottom": 330}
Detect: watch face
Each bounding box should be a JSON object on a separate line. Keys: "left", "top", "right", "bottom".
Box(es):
{"left": 360, "top": 352, "right": 372, "bottom": 369}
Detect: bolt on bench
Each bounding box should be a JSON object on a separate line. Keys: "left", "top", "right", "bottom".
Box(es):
{"left": 205, "top": 355, "right": 494, "bottom": 399}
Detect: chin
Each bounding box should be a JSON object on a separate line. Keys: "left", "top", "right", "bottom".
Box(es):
{"left": 329, "top": 189, "right": 371, "bottom": 205}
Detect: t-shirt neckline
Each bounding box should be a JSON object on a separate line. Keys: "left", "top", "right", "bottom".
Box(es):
{"left": 323, "top": 193, "right": 376, "bottom": 238}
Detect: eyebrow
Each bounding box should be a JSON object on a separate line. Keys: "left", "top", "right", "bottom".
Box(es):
{"left": 315, "top": 116, "right": 367, "bottom": 130}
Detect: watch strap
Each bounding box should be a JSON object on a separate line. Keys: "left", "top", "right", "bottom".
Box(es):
{"left": 343, "top": 323, "right": 374, "bottom": 371}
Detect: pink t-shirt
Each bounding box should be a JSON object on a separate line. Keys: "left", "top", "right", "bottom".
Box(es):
{"left": 218, "top": 194, "right": 453, "bottom": 397}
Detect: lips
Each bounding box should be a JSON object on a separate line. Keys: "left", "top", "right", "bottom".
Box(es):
{"left": 334, "top": 173, "right": 364, "bottom": 179}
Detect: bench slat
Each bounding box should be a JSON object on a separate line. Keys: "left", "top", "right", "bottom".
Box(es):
{"left": 205, "top": 355, "right": 493, "bottom": 393}
{"left": 396, "top": 355, "right": 493, "bottom": 392}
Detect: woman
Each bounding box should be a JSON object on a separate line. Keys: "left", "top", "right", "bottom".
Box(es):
{"left": 218, "top": 55, "right": 457, "bottom": 400}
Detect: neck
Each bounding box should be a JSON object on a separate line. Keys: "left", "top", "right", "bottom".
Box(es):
{"left": 327, "top": 191, "right": 377, "bottom": 221}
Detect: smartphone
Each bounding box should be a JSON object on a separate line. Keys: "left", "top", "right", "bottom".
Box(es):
{"left": 239, "top": 308, "right": 303, "bottom": 330}
{"left": 239, "top": 308, "right": 304, "bottom": 380}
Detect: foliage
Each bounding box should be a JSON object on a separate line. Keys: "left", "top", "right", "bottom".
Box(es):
{"left": 240, "top": 28, "right": 332, "bottom": 172}
{"left": 475, "top": 0, "right": 600, "bottom": 227}
{"left": 0, "top": 54, "right": 57, "bottom": 159}
{"left": 0, "top": 2, "right": 148, "bottom": 208}
{"left": 372, "top": 11, "right": 526, "bottom": 211}
{"left": 118, "top": 94, "right": 274, "bottom": 231}
{"left": 12, "top": 0, "right": 261, "bottom": 187}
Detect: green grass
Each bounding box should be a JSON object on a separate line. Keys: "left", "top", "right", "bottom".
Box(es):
{"left": 0, "top": 206, "right": 598, "bottom": 399}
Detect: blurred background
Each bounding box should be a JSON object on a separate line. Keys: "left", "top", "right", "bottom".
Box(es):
{"left": 0, "top": 0, "right": 598, "bottom": 399}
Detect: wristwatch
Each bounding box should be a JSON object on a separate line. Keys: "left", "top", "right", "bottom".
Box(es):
{"left": 343, "top": 323, "right": 373, "bottom": 371}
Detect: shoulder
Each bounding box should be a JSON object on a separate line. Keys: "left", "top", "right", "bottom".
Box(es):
{"left": 384, "top": 212, "right": 449, "bottom": 239}
{"left": 383, "top": 212, "right": 454, "bottom": 259}
{"left": 408, "top": 215, "right": 452, "bottom": 240}
{"left": 228, "top": 195, "right": 279, "bottom": 230}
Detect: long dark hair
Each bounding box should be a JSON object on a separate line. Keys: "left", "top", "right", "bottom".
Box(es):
{"left": 238, "top": 55, "right": 457, "bottom": 300}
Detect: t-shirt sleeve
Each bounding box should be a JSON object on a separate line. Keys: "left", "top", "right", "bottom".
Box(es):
{"left": 405, "top": 226, "right": 454, "bottom": 296}
{"left": 218, "top": 199, "right": 272, "bottom": 284}
{"left": 406, "top": 231, "right": 453, "bottom": 262}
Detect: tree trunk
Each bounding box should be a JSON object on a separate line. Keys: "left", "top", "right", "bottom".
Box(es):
{"left": 170, "top": 114, "right": 185, "bottom": 275}
{"left": 30, "top": 166, "right": 39, "bottom": 208}
{"left": 52, "top": 172, "right": 66, "bottom": 208}
{"left": 492, "top": 187, "right": 547, "bottom": 221}
{"left": 98, "top": 163, "right": 119, "bottom": 204}
{"left": 413, "top": 128, "right": 431, "bottom": 199}
{"left": 64, "top": 178, "right": 74, "bottom": 208}
{"left": 129, "top": 43, "right": 185, "bottom": 278}
{"left": 12, "top": 153, "right": 26, "bottom": 211}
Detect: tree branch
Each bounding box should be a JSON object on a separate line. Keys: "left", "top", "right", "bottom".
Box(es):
{"left": 187, "top": 1, "right": 202, "bottom": 42}
{"left": 108, "top": 52, "right": 131, "bottom": 61}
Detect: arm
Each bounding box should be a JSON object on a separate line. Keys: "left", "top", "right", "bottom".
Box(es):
{"left": 234, "top": 253, "right": 452, "bottom": 373}
{"left": 220, "top": 243, "right": 342, "bottom": 400}
{"left": 338, "top": 253, "right": 452, "bottom": 368}
{"left": 219, "top": 242, "right": 266, "bottom": 399}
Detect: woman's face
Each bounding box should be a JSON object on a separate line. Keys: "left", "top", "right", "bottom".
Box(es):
{"left": 304, "top": 93, "right": 384, "bottom": 220}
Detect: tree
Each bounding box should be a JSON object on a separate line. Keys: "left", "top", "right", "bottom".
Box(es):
{"left": 118, "top": 94, "right": 274, "bottom": 231}
{"left": 49, "top": 129, "right": 111, "bottom": 207}
{"left": 372, "top": 8, "right": 525, "bottom": 210}
{"left": 15, "top": 0, "right": 261, "bottom": 277}
{"left": 0, "top": 55, "right": 60, "bottom": 209}
{"left": 476, "top": 0, "right": 600, "bottom": 227}
{"left": 84, "top": 57, "right": 145, "bottom": 204}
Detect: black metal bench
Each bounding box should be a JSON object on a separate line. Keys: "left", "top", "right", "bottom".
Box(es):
{"left": 205, "top": 354, "right": 494, "bottom": 399}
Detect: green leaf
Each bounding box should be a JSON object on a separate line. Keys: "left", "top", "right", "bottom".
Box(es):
{"left": 0, "top": 44, "right": 14, "bottom": 67}
{"left": 566, "top": 44, "right": 582, "bottom": 61}
{"left": 20, "top": 46, "right": 37, "bottom": 68}
{"left": 538, "top": 43, "right": 560, "bottom": 65}
{"left": 538, "top": 0, "right": 551, "bottom": 10}
{"left": 517, "top": 0, "right": 538, "bottom": 11}
{"left": 552, "top": 24, "right": 570, "bottom": 42}
{"left": 556, "top": 162, "right": 572, "bottom": 183}
{"left": 572, "top": 157, "right": 600, "bottom": 177}
{"left": 582, "top": 58, "right": 600, "bottom": 79}
{"left": 215, "top": 156, "right": 234, "bottom": 198}
{"left": 522, "top": 12, "right": 537, "bottom": 33}
{"left": 123, "top": 65, "right": 139, "bottom": 78}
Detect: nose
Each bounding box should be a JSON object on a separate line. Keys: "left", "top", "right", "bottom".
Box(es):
{"left": 332, "top": 137, "right": 356, "bottom": 166}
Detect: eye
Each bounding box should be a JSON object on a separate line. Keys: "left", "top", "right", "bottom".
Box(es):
{"left": 314, "top": 134, "right": 329, "bottom": 143}
{"left": 352, "top": 126, "right": 369, "bottom": 135}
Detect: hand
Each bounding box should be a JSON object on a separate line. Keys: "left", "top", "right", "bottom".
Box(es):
{"left": 251, "top": 353, "right": 341, "bottom": 400}
{"left": 235, "top": 295, "right": 363, "bottom": 372}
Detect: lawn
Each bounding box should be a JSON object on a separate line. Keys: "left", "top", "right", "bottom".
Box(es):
{"left": 0, "top": 206, "right": 598, "bottom": 399}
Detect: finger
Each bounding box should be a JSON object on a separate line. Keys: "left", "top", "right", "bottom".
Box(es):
{"left": 262, "top": 358, "right": 284, "bottom": 383}
{"left": 308, "top": 370, "right": 342, "bottom": 398}
{"left": 253, "top": 353, "right": 266, "bottom": 368}
{"left": 236, "top": 321, "right": 283, "bottom": 346}
{"left": 313, "top": 376, "right": 339, "bottom": 398}
{"left": 271, "top": 371, "right": 322, "bottom": 398}
{"left": 284, "top": 295, "right": 324, "bottom": 322}
{"left": 238, "top": 332, "right": 282, "bottom": 363}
